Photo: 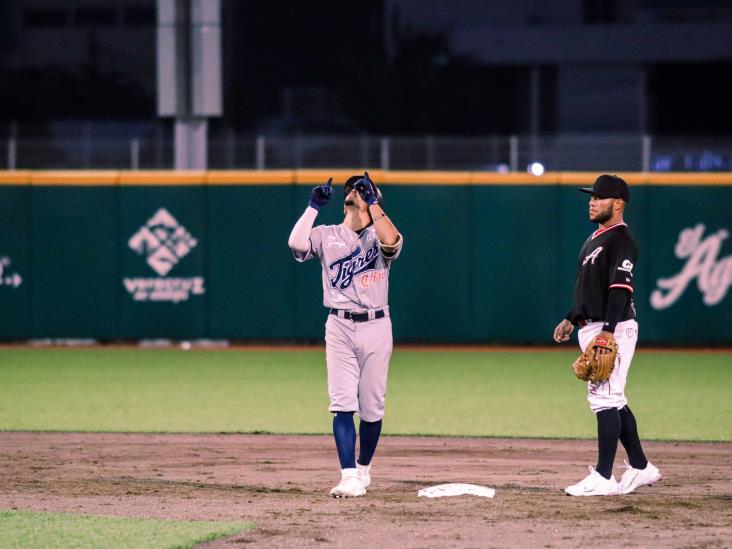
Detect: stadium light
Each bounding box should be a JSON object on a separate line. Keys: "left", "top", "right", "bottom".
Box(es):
{"left": 528, "top": 162, "right": 545, "bottom": 176}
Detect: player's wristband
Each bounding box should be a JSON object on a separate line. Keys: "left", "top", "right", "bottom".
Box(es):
{"left": 602, "top": 321, "right": 618, "bottom": 333}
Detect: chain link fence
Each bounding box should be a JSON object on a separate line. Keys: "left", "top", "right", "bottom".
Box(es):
{"left": 4, "top": 132, "right": 732, "bottom": 172}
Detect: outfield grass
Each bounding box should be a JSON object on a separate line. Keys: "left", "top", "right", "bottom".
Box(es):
{"left": 0, "top": 348, "right": 729, "bottom": 440}
{"left": 0, "top": 510, "right": 253, "bottom": 548}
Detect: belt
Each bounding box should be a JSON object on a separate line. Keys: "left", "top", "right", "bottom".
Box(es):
{"left": 330, "top": 309, "right": 385, "bottom": 322}
{"left": 578, "top": 319, "right": 594, "bottom": 327}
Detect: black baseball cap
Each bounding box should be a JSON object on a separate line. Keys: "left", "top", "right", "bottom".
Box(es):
{"left": 579, "top": 174, "right": 630, "bottom": 203}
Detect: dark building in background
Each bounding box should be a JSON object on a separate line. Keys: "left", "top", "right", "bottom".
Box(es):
{"left": 1, "top": 0, "right": 731, "bottom": 148}
{"left": 0, "top": 0, "right": 158, "bottom": 150}
{"left": 0, "top": 0, "right": 156, "bottom": 120}
{"left": 390, "top": 0, "right": 732, "bottom": 135}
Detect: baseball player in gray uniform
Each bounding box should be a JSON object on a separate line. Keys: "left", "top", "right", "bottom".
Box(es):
{"left": 288, "top": 172, "right": 403, "bottom": 498}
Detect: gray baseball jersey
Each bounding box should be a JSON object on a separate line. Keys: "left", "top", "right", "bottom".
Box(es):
{"left": 294, "top": 221, "right": 403, "bottom": 421}
{"left": 295, "top": 223, "right": 403, "bottom": 311}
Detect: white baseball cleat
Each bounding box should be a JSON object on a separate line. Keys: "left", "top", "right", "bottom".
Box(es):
{"left": 565, "top": 466, "right": 620, "bottom": 496}
{"left": 330, "top": 468, "right": 366, "bottom": 498}
{"left": 618, "top": 460, "right": 662, "bottom": 495}
{"left": 357, "top": 463, "right": 371, "bottom": 488}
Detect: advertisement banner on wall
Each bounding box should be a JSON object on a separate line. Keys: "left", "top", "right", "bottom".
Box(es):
{"left": 123, "top": 207, "right": 206, "bottom": 304}
{"left": 1, "top": 174, "right": 730, "bottom": 343}
{"left": 650, "top": 223, "right": 731, "bottom": 310}
{"left": 0, "top": 256, "right": 23, "bottom": 290}
{"left": 118, "top": 185, "right": 209, "bottom": 339}
{"left": 642, "top": 181, "right": 732, "bottom": 343}
{"left": 0, "top": 184, "right": 31, "bottom": 340}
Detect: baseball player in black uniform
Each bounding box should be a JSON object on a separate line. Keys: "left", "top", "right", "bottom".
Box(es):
{"left": 554, "top": 174, "right": 662, "bottom": 496}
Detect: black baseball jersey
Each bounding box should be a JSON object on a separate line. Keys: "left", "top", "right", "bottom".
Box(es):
{"left": 567, "top": 223, "right": 637, "bottom": 325}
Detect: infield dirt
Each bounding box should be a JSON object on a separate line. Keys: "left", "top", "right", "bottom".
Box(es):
{"left": 1, "top": 433, "right": 730, "bottom": 548}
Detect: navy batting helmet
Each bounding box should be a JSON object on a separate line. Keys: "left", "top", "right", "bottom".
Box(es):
{"left": 344, "top": 173, "right": 384, "bottom": 206}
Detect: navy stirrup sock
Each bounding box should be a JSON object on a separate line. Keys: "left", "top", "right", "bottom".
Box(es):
{"left": 619, "top": 405, "right": 649, "bottom": 470}
{"left": 357, "top": 419, "right": 382, "bottom": 466}
{"left": 596, "top": 408, "right": 621, "bottom": 479}
{"left": 333, "top": 412, "right": 356, "bottom": 469}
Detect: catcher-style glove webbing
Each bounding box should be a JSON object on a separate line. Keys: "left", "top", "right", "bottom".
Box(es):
{"left": 572, "top": 333, "right": 618, "bottom": 383}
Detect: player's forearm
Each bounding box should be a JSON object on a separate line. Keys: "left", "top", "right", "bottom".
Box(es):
{"left": 288, "top": 206, "right": 318, "bottom": 253}
{"left": 602, "top": 288, "right": 630, "bottom": 333}
{"left": 368, "top": 204, "right": 399, "bottom": 246}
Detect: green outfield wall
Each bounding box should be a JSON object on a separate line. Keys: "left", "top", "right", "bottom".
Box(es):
{"left": 0, "top": 170, "right": 730, "bottom": 344}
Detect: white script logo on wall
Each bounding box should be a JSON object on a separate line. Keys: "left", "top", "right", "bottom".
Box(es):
{"left": 0, "top": 256, "right": 22, "bottom": 289}
{"left": 123, "top": 208, "right": 205, "bottom": 303}
{"left": 650, "top": 224, "right": 731, "bottom": 310}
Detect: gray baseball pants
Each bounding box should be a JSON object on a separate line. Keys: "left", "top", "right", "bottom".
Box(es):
{"left": 324, "top": 314, "right": 393, "bottom": 422}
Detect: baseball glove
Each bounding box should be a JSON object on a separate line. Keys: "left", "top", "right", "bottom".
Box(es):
{"left": 572, "top": 333, "right": 618, "bottom": 383}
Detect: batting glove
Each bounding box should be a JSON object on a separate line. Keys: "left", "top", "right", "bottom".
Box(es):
{"left": 309, "top": 178, "right": 333, "bottom": 210}
{"left": 354, "top": 174, "right": 378, "bottom": 206}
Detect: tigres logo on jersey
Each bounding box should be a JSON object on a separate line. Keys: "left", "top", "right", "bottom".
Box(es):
{"left": 328, "top": 243, "right": 380, "bottom": 289}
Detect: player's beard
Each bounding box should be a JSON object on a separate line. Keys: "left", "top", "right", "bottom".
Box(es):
{"left": 345, "top": 198, "right": 356, "bottom": 206}
{"left": 590, "top": 206, "right": 613, "bottom": 224}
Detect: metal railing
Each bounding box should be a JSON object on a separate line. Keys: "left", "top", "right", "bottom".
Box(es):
{"left": 4, "top": 133, "right": 732, "bottom": 172}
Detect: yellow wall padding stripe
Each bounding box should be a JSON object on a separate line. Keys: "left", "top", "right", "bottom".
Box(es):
{"left": 1, "top": 170, "right": 732, "bottom": 186}
{"left": 31, "top": 171, "right": 119, "bottom": 185}
{"left": 558, "top": 172, "right": 732, "bottom": 185}
{"left": 208, "top": 170, "right": 296, "bottom": 185}
{"left": 641, "top": 173, "right": 732, "bottom": 185}
{"left": 471, "top": 172, "right": 557, "bottom": 185}
{"left": 119, "top": 171, "right": 207, "bottom": 185}
{"left": 383, "top": 171, "right": 473, "bottom": 184}
{"left": 0, "top": 171, "right": 32, "bottom": 184}
{"left": 295, "top": 169, "right": 372, "bottom": 185}
{"left": 559, "top": 172, "right": 642, "bottom": 185}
